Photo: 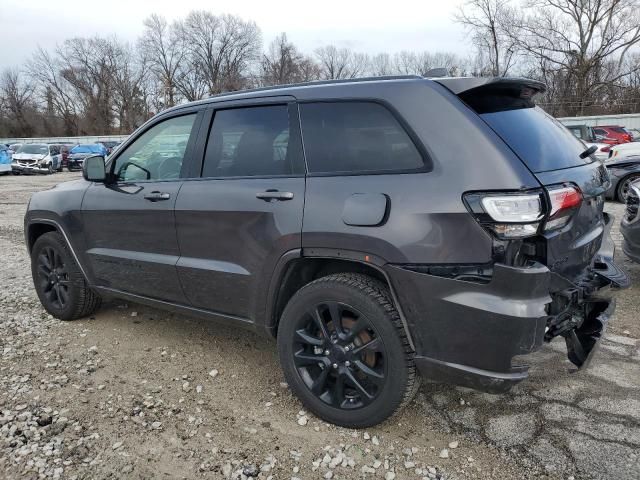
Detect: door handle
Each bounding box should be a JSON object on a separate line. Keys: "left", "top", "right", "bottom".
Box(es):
{"left": 144, "top": 191, "right": 171, "bottom": 201}
{"left": 256, "top": 190, "right": 294, "bottom": 202}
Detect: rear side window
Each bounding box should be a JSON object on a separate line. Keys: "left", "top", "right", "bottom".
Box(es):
{"left": 299, "top": 102, "right": 424, "bottom": 174}
{"left": 480, "top": 107, "right": 593, "bottom": 173}
{"left": 202, "top": 105, "right": 296, "bottom": 178}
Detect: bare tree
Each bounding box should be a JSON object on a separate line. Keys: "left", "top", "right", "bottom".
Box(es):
{"left": 315, "top": 45, "right": 369, "bottom": 79}
{"left": 370, "top": 53, "right": 395, "bottom": 76}
{"left": 0, "top": 69, "right": 37, "bottom": 137}
{"left": 111, "top": 43, "right": 149, "bottom": 133}
{"left": 180, "top": 11, "right": 261, "bottom": 95}
{"left": 28, "top": 47, "right": 79, "bottom": 135}
{"left": 393, "top": 51, "right": 467, "bottom": 76}
{"left": 139, "top": 14, "right": 184, "bottom": 108}
{"left": 57, "top": 37, "right": 120, "bottom": 134}
{"left": 455, "top": 0, "right": 517, "bottom": 76}
{"left": 260, "top": 33, "right": 320, "bottom": 85}
{"left": 507, "top": 0, "right": 640, "bottom": 115}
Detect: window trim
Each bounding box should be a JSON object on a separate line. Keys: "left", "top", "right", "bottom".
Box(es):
{"left": 196, "top": 101, "right": 306, "bottom": 181}
{"left": 106, "top": 109, "right": 203, "bottom": 184}
{"left": 297, "top": 98, "right": 433, "bottom": 177}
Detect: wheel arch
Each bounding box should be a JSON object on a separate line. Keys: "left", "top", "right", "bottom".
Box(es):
{"left": 26, "top": 218, "right": 90, "bottom": 282}
{"left": 265, "top": 251, "right": 416, "bottom": 351}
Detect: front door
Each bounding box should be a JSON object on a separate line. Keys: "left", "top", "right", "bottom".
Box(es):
{"left": 175, "top": 103, "right": 306, "bottom": 320}
{"left": 82, "top": 112, "right": 199, "bottom": 303}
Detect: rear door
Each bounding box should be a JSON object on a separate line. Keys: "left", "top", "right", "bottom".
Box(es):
{"left": 82, "top": 111, "right": 201, "bottom": 302}
{"left": 174, "top": 101, "right": 306, "bottom": 320}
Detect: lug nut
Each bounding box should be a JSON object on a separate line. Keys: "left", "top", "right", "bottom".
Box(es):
{"left": 324, "top": 350, "right": 330, "bottom": 355}
{"left": 344, "top": 361, "right": 351, "bottom": 367}
{"left": 332, "top": 363, "right": 338, "bottom": 369}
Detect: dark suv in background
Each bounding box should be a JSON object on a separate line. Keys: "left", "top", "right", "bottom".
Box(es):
{"left": 24, "top": 76, "right": 628, "bottom": 427}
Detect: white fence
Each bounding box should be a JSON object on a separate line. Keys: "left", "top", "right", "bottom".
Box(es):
{"left": 558, "top": 113, "right": 640, "bottom": 129}
{"left": 0, "top": 135, "right": 129, "bottom": 145}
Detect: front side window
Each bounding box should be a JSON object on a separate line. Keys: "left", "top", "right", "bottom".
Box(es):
{"left": 299, "top": 102, "right": 424, "bottom": 174}
{"left": 113, "top": 114, "right": 196, "bottom": 181}
{"left": 202, "top": 105, "right": 293, "bottom": 178}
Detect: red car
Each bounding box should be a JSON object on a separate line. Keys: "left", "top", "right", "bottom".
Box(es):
{"left": 593, "top": 126, "right": 633, "bottom": 144}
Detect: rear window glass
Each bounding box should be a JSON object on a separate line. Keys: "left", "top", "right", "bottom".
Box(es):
{"left": 299, "top": 102, "right": 424, "bottom": 174}
{"left": 480, "top": 107, "right": 594, "bottom": 173}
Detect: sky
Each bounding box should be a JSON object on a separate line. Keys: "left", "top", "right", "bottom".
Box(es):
{"left": 0, "top": 0, "right": 471, "bottom": 68}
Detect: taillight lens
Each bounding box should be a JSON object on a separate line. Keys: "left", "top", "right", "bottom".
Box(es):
{"left": 544, "top": 185, "right": 582, "bottom": 231}
{"left": 464, "top": 191, "right": 544, "bottom": 239}
{"left": 600, "top": 146, "right": 611, "bottom": 153}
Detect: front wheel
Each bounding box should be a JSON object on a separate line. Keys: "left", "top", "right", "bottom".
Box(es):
{"left": 31, "top": 231, "right": 101, "bottom": 320}
{"left": 277, "top": 273, "right": 419, "bottom": 428}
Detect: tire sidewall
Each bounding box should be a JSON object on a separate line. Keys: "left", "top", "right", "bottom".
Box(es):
{"left": 277, "top": 278, "right": 410, "bottom": 427}
{"left": 31, "top": 233, "right": 84, "bottom": 320}
{"left": 618, "top": 174, "right": 640, "bottom": 202}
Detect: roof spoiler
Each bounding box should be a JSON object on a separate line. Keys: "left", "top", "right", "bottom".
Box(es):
{"left": 434, "top": 77, "right": 546, "bottom": 96}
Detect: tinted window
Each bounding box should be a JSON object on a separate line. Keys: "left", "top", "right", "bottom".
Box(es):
{"left": 114, "top": 114, "right": 195, "bottom": 181}
{"left": 202, "top": 106, "right": 294, "bottom": 178}
{"left": 299, "top": 102, "right": 423, "bottom": 174}
{"left": 481, "top": 107, "right": 594, "bottom": 173}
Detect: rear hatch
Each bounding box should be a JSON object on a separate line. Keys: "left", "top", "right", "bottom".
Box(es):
{"left": 438, "top": 78, "right": 611, "bottom": 282}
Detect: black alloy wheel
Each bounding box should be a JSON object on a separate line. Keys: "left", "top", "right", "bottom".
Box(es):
{"left": 292, "top": 301, "right": 386, "bottom": 410}
{"left": 277, "top": 273, "right": 419, "bottom": 428}
{"left": 36, "top": 246, "right": 70, "bottom": 310}
{"left": 31, "top": 232, "right": 101, "bottom": 320}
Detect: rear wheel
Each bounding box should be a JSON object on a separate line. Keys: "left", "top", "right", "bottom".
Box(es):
{"left": 617, "top": 174, "right": 640, "bottom": 202}
{"left": 31, "top": 231, "right": 101, "bottom": 320}
{"left": 277, "top": 273, "right": 419, "bottom": 428}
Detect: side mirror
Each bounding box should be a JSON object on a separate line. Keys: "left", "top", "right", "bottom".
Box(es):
{"left": 83, "top": 155, "right": 106, "bottom": 182}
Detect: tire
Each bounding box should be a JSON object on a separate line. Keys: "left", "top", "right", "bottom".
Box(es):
{"left": 67, "top": 166, "right": 75, "bottom": 172}
{"left": 277, "top": 273, "right": 419, "bottom": 428}
{"left": 31, "top": 231, "right": 101, "bottom": 320}
{"left": 617, "top": 173, "right": 640, "bottom": 202}
{"left": 46, "top": 163, "right": 53, "bottom": 175}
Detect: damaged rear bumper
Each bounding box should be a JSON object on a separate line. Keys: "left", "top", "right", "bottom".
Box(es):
{"left": 386, "top": 248, "right": 627, "bottom": 394}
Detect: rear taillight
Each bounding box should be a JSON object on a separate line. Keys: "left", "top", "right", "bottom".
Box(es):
{"left": 464, "top": 191, "right": 545, "bottom": 239}
{"left": 465, "top": 185, "right": 584, "bottom": 239}
{"left": 601, "top": 146, "right": 611, "bottom": 153}
{"left": 544, "top": 185, "right": 582, "bottom": 231}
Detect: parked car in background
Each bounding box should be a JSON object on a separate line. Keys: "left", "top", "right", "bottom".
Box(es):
{"left": 605, "top": 157, "right": 640, "bottom": 202}
{"left": 621, "top": 181, "right": 640, "bottom": 262}
{"left": 566, "top": 124, "right": 612, "bottom": 160}
{"left": 98, "top": 140, "right": 120, "bottom": 155}
{"left": 11, "top": 144, "right": 62, "bottom": 174}
{"left": 608, "top": 141, "right": 640, "bottom": 161}
{"left": 8, "top": 143, "right": 22, "bottom": 155}
{"left": 57, "top": 144, "right": 76, "bottom": 170}
{"left": 24, "top": 76, "right": 627, "bottom": 428}
{"left": 0, "top": 145, "right": 11, "bottom": 174}
{"left": 67, "top": 144, "right": 108, "bottom": 171}
{"left": 593, "top": 125, "right": 633, "bottom": 144}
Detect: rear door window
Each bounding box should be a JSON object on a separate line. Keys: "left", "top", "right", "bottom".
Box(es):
{"left": 202, "top": 105, "right": 298, "bottom": 178}
{"left": 480, "top": 107, "right": 594, "bottom": 173}
{"left": 299, "top": 102, "right": 424, "bottom": 174}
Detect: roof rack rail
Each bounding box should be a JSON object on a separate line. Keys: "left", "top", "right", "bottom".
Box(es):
{"left": 206, "top": 75, "right": 424, "bottom": 100}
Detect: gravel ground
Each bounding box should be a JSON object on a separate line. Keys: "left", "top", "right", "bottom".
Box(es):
{"left": 0, "top": 171, "right": 638, "bottom": 480}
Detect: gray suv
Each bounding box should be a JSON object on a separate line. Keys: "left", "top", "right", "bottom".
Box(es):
{"left": 24, "top": 76, "right": 628, "bottom": 428}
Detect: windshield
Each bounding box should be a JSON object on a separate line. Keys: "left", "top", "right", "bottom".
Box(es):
{"left": 17, "top": 144, "right": 48, "bottom": 155}
{"left": 71, "top": 144, "right": 103, "bottom": 154}
{"left": 480, "top": 107, "right": 595, "bottom": 173}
